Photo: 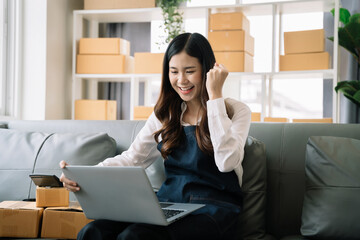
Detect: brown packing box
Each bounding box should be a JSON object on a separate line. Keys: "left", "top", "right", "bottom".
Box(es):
{"left": 76, "top": 54, "right": 134, "bottom": 74}
{"left": 36, "top": 186, "right": 69, "bottom": 208}
{"left": 134, "top": 52, "right": 164, "bottom": 74}
{"left": 251, "top": 112, "right": 261, "bottom": 122}
{"left": 84, "top": 0, "right": 155, "bottom": 10}
{"left": 280, "top": 52, "right": 329, "bottom": 71}
{"left": 284, "top": 29, "right": 325, "bottom": 54}
{"left": 292, "top": 118, "right": 333, "bottom": 123}
{"left": 79, "top": 38, "right": 130, "bottom": 55}
{"left": 41, "top": 202, "right": 93, "bottom": 239}
{"left": 134, "top": 106, "right": 154, "bottom": 120}
{"left": 209, "top": 12, "right": 250, "bottom": 32}
{"left": 264, "top": 117, "right": 289, "bottom": 123}
{"left": 214, "top": 51, "right": 253, "bottom": 72}
{"left": 208, "top": 30, "right": 254, "bottom": 56}
{"left": 0, "top": 201, "right": 43, "bottom": 238}
{"left": 75, "top": 99, "right": 117, "bottom": 120}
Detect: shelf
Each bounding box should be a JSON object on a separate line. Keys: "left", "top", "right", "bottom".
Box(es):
{"left": 74, "top": 69, "right": 333, "bottom": 81}
{"left": 271, "top": 69, "right": 334, "bottom": 79}
{"left": 72, "top": 0, "right": 340, "bottom": 121}
{"left": 74, "top": 0, "right": 334, "bottom": 23}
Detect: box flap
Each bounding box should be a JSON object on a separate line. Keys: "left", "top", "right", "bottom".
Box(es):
{"left": 0, "top": 201, "right": 42, "bottom": 210}
{"left": 45, "top": 201, "right": 83, "bottom": 212}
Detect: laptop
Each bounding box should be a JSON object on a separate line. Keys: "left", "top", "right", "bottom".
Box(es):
{"left": 62, "top": 165, "right": 205, "bottom": 226}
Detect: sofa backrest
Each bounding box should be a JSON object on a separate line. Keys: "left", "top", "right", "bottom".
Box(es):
{"left": 249, "top": 123, "right": 360, "bottom": 238}
{"left": 1, "top": 120, "right": 360, "bottom": 238}
{"left": 0, "top": 120, "right": 165, "bottom": 202}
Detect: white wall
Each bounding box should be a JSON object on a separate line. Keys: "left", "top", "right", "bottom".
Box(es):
{"left": 21, "top": 0, "right": 47, "bottom": 120}
{"left": 21, "top": 0, "right": 83, "bottom": 120}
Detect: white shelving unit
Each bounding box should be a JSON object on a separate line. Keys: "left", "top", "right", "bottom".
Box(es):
{"left": 72, "top": 0, "right": 340, "bottom": 121}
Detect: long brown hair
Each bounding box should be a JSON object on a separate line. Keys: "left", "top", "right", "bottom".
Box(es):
{"left": 154, "top": 33, "right": 216, "bottom": 159}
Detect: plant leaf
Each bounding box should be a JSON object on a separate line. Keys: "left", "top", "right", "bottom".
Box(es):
{"left": 337, "top": 20, "right": 360, "bottom": 59}
{"left": 335, "top": 81, "right": 360, "bottom": 107}
{"left": 331, "top": 8, "right": 351, "bottom": 25}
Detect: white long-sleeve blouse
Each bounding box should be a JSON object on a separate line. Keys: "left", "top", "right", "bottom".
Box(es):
{"left": 98, "top": 97, "right": 251, "bottom": 186}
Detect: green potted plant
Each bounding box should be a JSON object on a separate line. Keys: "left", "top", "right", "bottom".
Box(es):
{"left": 329, "top": 8, "right": 360, "bottom": 109}
{"left": 156, "top": 0, "right": 190, "bottom": 45}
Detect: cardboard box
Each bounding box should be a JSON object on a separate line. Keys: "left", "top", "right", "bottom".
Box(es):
{"left": 36, "top": 187, "right": 69, "bottom": 208}
{"left": 208, "top": 30, "right": 254, "bottom": 56}
{"left": 280, "top": 52, "right": 329, "bottom": 71}
{"left": 292, "top": 118, "right": 333, "bottom": 123}
{"left": 251, "top": 112, "right": 261, "bottom": 122}
{"left": 214, "top": 51, "right": 253, "bottom": 72}
{"left": 284, "top": 29, "right": 325, "bottom": 54}
{"left": 41, "top": 202, "right": 93, "bottom": 239}
{"left": 79, "top": 38, "right": 130, "bottom": 55}
{"left": 75, "top": 100, "right": 117, "bottom": 120}
{"left": 134, "top": 52, "right": 164, "bottom": 74}
{"left": 264, "top": 117, "right": 289, "bottom": 123}
{"left": 76, "top": 54, "right": 134, "bottom": 74}
{"left": 209, "top": 12, "right": 250, "bottom": 32}
{"left": 84, "top": 0, "right": 155, "bottom": 10}
{"left": 0, "top": 201, "right": 43, "bottom": 238}
{"left": 134, "top": 106, "right": 154, "bottom": 120}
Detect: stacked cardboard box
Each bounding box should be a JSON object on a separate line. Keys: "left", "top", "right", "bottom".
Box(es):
{"left": 280, "top": 29, "right": 330, "bottom": 71}
{"left": 134, "top": 52, "right": 165, "bottom": 74}
{"left": 208, "top": 12, "right": 254, "bottom": 72}
{"left": 75, "top": 99, "right": 117, "bottom": 120}
{"left": 0, "top": 201, "right": 92, "bottom": 239}
{"left": 41, "top": 202, "right": 93, "bottom": 239}
{"left": 0, "top": 201, "right": 43, "bottom": 238}
{"left": 36, "top": 186, "right": 69, "bottom": 207}
{"left": 77, "top": 38, "right": 134, "bottom": 74}
{"left": 133, "top": 106, "right": 154, "bottom": 120}
{"left": 84, "top": 0, "right": 155, "bottom": 10}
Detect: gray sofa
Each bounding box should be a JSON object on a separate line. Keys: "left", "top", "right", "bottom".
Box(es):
{"left": 1, "top": 120, "right": 359, "bottom": 240}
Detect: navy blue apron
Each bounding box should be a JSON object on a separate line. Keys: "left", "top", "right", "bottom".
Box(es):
{"left": 156, "top": 125, "right": 243, "bottom": 237}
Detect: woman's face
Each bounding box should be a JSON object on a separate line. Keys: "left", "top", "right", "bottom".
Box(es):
{"left": 169, "top": 51, "right": 203, "bottom": 105}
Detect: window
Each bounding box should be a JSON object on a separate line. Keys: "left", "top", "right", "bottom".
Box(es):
{"left": 0, "top": 0, "right": 21, "bottom": 118}
{"left": 0, "top": 0, "right": 6, "bottom": 115}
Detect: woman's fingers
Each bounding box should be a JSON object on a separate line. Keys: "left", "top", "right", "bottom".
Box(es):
{"left": 59, "top": 161, "right": 80, "bottom": 192}
{"left": 59, "top": 160, "right": 68, "bottom": 168}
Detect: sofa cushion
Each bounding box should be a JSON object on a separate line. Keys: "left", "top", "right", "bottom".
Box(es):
{"left": 0, "top": 129, "right": 50, "bottom": 201}
{"left": 0, "top": 128, "right": 117, "bottom": 201}
{"left": 29, "top": 132, "right": 117, "bottom": 199}
{"left": 301, "top": 136, "right": 360, "bottom": 239}
{"left": 238, "top": 136, "right": 267, "bottom": 239}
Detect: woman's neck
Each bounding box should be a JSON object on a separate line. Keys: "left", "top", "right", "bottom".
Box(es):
{"left": 183, "top": 101, "right": 202, "bottom": 125}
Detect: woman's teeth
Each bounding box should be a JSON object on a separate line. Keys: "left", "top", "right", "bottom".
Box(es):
{"left": 180, "top": 86, "right": 193, "bottom": 91}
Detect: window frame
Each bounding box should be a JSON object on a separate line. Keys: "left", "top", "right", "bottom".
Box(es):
{"left": 0, "top": 0, "right": 21, "bottom": 119}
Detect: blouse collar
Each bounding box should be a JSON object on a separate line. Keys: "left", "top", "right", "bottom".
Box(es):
{"left": 180, "top": 102, "right": 201, "bottom": 126}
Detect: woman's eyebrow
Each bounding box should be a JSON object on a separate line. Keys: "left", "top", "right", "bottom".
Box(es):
{"left": 169, "top": 66, "right": 196, "bottom": 69}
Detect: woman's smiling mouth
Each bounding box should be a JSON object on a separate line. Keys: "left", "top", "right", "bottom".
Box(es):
{"left": 179, "top": 86, "right": 194, "bottom": 94}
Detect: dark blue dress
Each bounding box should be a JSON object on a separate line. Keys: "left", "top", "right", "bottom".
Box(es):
{"left": 156, "top": 125, "right": 243, "bottom": 239}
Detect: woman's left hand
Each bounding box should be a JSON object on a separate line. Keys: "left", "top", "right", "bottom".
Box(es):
{"left": 206, "top": 63, "right": 229, "bottom": 100}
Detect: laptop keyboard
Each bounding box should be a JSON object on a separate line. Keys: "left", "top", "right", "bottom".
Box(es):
{"left": 162, "top": 208, "right": 185, "bottom": 219}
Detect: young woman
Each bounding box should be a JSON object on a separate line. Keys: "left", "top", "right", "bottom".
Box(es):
{"left": 60, "top": 32, "right": 251, "bottom": 240}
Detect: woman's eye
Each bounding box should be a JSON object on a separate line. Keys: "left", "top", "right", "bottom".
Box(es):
{"left": 171, "top": 71, "right": 178, "bottom": 74}
{"left": 186, "top": 71, "right": 195, "bottom": 74}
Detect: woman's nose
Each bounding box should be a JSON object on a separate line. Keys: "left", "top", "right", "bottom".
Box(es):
{"left": 177, "top": 72, "right": 187, "bottom": 83}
